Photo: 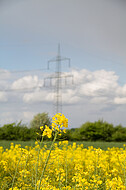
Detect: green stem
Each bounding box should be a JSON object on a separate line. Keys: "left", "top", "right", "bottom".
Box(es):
{"left": 58, "top": 156, "right": 61, "bottom": 190}
{"left": 38, "top": 131, "right": 58, "bottom": 190}
{"left": 65, "top": 148, "right": 68, "bottom": 188}
{"left": 35, "top": 136, "right": 44, "bottom": 190}
{"left": 11, "top": 150, "right": 22, "bottom": 189}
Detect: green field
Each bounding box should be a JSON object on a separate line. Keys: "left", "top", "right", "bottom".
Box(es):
{"left": 0, "top": 140, "right": 126, "bottom": 150}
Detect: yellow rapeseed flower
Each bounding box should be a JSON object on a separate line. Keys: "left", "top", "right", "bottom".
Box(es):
{"left": 2, "top": 114, "right": 126, "bottom": 189}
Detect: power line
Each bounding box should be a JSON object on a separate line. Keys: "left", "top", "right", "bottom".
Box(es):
{"left": 0, "top": 86, "right": 43, "bottom": 92}
{"left": 0, "top": 68, "right": 48, "bottom": 74}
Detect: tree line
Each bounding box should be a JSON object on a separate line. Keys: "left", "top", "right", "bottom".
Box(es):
{"left": 0, "top": 112, "right": 126, "bottom": 142}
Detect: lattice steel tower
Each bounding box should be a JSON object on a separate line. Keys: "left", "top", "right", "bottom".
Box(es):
{"left": 44, "top": 44, "right": 73, "bottom": 114}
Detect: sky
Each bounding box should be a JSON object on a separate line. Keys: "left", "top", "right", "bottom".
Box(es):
{"left": 0, "top": 0, "right": 126, "bottom": 128}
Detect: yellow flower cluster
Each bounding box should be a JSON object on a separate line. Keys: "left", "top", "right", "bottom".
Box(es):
{"left": 1, "top": 142, "right": 126, "bottom": 189}
{"left": 40, "top": 125, "right": 52, "bottom": 139}
{"left": 39, "top": 113, "right": 68, "bottom": 139}
{"left": 52, "top": 113, "right": 68, "bottom": 131}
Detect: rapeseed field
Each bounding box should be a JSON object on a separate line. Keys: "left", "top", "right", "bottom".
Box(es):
{"left": 0, "top": 113, "right": 126, "bottom": 189}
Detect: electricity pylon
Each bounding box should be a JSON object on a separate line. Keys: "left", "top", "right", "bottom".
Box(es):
{"left": 44, "top": 44, "right": 73, "bottom": 114}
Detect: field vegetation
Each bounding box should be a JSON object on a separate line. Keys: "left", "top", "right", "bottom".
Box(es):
{"left": 1, "top": 113, "right": 126, "bottom": 189}
{"left": 0, "top": 140, "right": 126, "bottom": 151}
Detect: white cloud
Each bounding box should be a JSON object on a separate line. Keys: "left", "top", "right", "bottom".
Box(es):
{"left": 114, "top": 97, "right": 126, "bottom": 105}
{"left": 116, "top": 84, "right": 126, "bottom": 96}
{"left": 23, "top": 86, "right": 80, "bottom": 105}
{"left": 23, "top": 90, "right": 54, "bottom": 103}
{"left": 90, "top": 97, "right": 109, "bottom": 104}
{"left": 0, "top": 69, "right": 11, "bottom": 79}
{"left": 11, "top": 75, "right": 43, "bottom": 90}
{"left": 0, "top": 69, "right": 11, "bottom": 91}
{"left": 72, "top": 69, "right": 93, "bottom": 84}
{"left": 72, "top": 69, "right": 119, "bottom": 102}
{"left": 62, "top": 89, "right": 81, "bottom": 104}
{"left": 20, "top": 69, "right": 126, "bottom": 106}
{"left": 2, "top": 68, "right": 124, "bottom": 107}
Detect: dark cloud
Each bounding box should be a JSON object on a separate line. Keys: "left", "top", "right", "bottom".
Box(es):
{"left": 0, "top": 0, "right": 126, "bottom": 59}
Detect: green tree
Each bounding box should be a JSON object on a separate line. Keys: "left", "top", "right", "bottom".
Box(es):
{"left": 112, "top": 125, "right": 126, "bottom": 141}
{"left": 2, "top": 123, "right": 16, "bottom": 140}
{"left": 78, "top": 120, "right": 114, "bottom": 141}
{"left": 30, "top": 112, "right": 51, "bottom": 130}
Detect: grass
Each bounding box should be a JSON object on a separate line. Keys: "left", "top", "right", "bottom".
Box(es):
{"left": 0, "top": 140, "right": 126, "bottom": 150}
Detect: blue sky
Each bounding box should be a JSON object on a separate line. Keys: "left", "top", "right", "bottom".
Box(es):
{"left": 0, "top": 0, "right": 126, "bottom": 128}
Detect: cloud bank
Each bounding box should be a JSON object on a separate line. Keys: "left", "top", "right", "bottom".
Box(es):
{"left": 6, "top": 69, "right": 126, "bottom": 106}
{"left": 0, "top": 68, "right": 126, "bottom": 126}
